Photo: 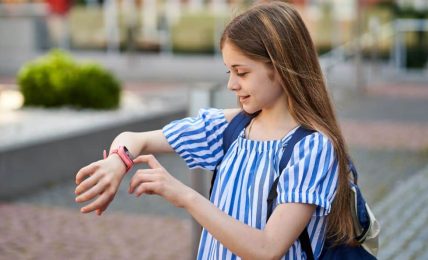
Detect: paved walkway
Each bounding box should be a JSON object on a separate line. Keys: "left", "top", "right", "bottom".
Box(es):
{"left": 374, "top": 165, "right": 428, "bottom": 260}
{"left": 0, "top": 203, "right": 192, "bottom": 260}
{"left": 0, "top": 54, "right": 428, "bottom": 259}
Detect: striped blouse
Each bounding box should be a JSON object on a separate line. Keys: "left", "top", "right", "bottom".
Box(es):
{"left": 162, "top": 108, "right": 339, "bottom": 260}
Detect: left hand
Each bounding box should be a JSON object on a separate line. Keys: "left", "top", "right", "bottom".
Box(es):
{"left": 129, "top": 154, "right": 193, "bottom": 208}
{"left": 75, "top": 155, "right": 128, "bottom": 215}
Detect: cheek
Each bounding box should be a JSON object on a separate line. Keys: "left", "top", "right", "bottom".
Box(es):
{"left": 259, "top": 78, "right": 284, "bottom": 102}
{"left": 249, "top": 73, "right": 269, "bottom": 90}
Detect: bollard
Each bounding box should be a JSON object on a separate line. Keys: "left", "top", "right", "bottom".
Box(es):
{"left": 354, "top": 0, "right": 366, "bottom": 93}
{"left": 393, "top": 19, "right": 405, "bottom": 71}
{"left": 369, "top": 16, "right": 381, "bottom": 80}
{"left": 104, "top": 0, "right": 120, "bottom": 54}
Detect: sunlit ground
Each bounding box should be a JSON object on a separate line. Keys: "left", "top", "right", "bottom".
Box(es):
{"left": 0, "top": 87, "right": 23, "bottom": 111}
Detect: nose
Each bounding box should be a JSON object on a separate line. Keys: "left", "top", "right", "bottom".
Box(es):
{"left": 227, "top": 74, "right": 240, "bottom": 91}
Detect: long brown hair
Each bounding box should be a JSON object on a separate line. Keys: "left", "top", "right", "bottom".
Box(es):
{"left": 220, "top": 1, "right": 354, "bottom": 245}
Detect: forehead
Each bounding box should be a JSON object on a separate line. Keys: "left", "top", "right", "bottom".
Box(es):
{"left": 222, "top": 41, "right": 255, "bottom": 68}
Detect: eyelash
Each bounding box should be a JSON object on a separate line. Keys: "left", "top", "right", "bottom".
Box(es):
{"left": 226, "top": 71, "right": 248, "bottom": 77}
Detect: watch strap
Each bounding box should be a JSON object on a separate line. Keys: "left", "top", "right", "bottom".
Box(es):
{"left": 103, "top": 146, "right": 134, "bottom": 172}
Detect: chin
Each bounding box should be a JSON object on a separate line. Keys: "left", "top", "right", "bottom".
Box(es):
{"left": 241, "top": 104, "right": 260, "bottom": 115}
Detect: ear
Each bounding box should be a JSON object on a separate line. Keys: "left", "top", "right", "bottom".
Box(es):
{"left": 265, "top": 61, "right": 285, "bottom": 92}
{"left": 271, "top": 67, "right": 284, "bottom": 91}
{"left": 273, "top": 69, "right": 282, "bottom": 84}
{"left": 265, "top": 61, "right": 276, "bottom": 80}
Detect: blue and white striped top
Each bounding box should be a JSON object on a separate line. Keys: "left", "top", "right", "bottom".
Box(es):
{"left": 162, "top": 108, "right": 339, "bottom": 260}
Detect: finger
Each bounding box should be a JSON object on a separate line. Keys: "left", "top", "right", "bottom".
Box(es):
{"left": 133, "top": 154, "right": 162, "bottom": 169}
{"left": 134, "top": 182, "right": 159, "bottom": 197}
{"left": 80, "top": 193, "right": 110, "bottom": 214}
{"left": 75, "top": 181, "right": 106, "bottom": 203}
{"left": 129, "top": 169, "right": 159, "bottom": 194}
{"left": 75, "top": 172, "right": 102, "bottom": 195}
{"left": 75, "top": 163, "right": 98, "bottom": 185}
{"left": 96, "top": 197, "right": 113, "bottom": 216}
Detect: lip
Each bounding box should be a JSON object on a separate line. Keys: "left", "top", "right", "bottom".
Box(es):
{"left": 238, "top": 95, "right": 250, "bottom": 103}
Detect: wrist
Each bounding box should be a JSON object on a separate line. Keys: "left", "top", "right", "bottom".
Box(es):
{"left": 103, "top": 146, "right": 135, "bottom": 173}
{"left": 182, "top": 187, "right": 199, "bottom": 210}
{"left": 108, "top": 154, "right": 128, "bottom": 176}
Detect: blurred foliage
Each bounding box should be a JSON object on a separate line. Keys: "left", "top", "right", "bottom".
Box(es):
{"left": 393, "top": 6, "right": 428, "bottom": 19}
{"left": 69, "top": 63, "right": 121, "bottom": 109}
{"left": 18, "top": 50, "right": 121, "bottom": 109}
{"left": 69, "top": 6, "right": 107, "bottom": 49}
{"left": 406, "top": 45, "right": 428, "bottom": 68}
{"left": 64, "top": 3, "right": 426, "bottom": 68}
{"left": 171, "top": 10, "right": 230, "bottom": 54}
{"left": 360, "top": 3, "right": 395, "bottom": 60}
{"left": 355, "top": 2, "right": 427, "bottom": 68}
{"left": 393, "top": 5, "right": 428, "bottom": 68}
{"left": 17, "top": 50, "right": 78, "bottom": 107}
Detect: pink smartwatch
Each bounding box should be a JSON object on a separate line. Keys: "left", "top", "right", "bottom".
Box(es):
{"left": 103, "top": 146, "right": 134, "bottom": 172}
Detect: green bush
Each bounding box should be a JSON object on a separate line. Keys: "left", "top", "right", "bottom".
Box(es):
{"left": 70, "top": 64, "right": 121, "bottom": 109}
{"left": 18, "top": 50, "right": 121, "bottom": 109}
{"left": 18, "top": 50, "right": 78, "bottom": 107}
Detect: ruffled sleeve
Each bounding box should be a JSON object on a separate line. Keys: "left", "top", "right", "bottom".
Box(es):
{"left": 276, "top": 132, "right": 339, "bottom": 216}
{"left": 162, "top": 108, "right": 228, "bottom": 170}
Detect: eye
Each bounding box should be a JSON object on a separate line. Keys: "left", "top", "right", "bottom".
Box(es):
{"left": 237, "top": 72, "right": 248, "bottom": 77}
{"left": 226, "top": 70, "right": 231, "bottom": 74}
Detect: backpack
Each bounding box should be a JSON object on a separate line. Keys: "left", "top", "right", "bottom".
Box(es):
{"left": 210, "top": 111, "right": 380, "bottom": 260}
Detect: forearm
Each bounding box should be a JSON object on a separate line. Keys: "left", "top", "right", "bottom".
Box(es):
{"left": 110, "top": 130, "right": 173, "bottom": 157}
{"left": 184, "top": 190, "right": 278, "bottom": 260}
{"left": 127, "top": 155, "right": 314, "bottom": 258}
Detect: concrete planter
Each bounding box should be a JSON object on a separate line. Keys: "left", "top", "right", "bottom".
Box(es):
{"left": 0, "top": 109, "right": 186, "bottom": 200}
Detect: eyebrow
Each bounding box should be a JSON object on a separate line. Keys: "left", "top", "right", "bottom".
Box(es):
{"left": 224, "top": 64, "right": 249, "bottom": 68}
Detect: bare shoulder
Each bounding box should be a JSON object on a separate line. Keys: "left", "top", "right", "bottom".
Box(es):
{"left": 223, "top": 108, "right": 242, "bottom": 123}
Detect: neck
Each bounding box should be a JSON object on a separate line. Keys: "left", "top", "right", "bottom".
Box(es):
{"left": 248, "top": 102, "right": 298, "bottom": 141}
{"left": 257, "top": 98, "right": 296, "bottom": 129}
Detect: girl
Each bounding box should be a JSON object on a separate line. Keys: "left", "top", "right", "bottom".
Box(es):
{"left": 75, "top": 2, "right": 354, "bottom": 259}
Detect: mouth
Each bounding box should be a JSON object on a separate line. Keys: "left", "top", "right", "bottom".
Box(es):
{"left": 239, "top": 95, "right": 250, "bottom": 103}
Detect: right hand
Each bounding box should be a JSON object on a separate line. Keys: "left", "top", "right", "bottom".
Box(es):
{"left": 75, "top": 155, "right": 127, "bottom": 215}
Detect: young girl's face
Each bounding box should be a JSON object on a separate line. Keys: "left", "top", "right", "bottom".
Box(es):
{"left": 222, "top": 41, "right": 286, "bottom": 114}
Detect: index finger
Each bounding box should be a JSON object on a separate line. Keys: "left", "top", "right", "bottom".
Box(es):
{"left": 133, "top": 154, "right": 162, "bottom": 169}
{"left": 80, "top": 192, "right": 110, "bottom": 214}
{"left": 75, "top": 163, "right": 98, "bottom": 185}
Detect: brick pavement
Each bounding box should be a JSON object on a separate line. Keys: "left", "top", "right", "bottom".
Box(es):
{"left": 340, "top": 82, "right": 428, "bottom": 260}
{"left": 374, "top": 166, "right": 428, "bottom": 260}
{"left": 0, "top": 203, "right": 192, "bottom": 260}
{"left": 341, "top": 119, "right": 428, "bottom": 150}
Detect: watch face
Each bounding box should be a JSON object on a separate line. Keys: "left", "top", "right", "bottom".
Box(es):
{"left": 123, "top": 146, "right": 134, "bottom": 160}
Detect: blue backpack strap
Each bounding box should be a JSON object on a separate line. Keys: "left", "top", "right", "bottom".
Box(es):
{"left": 209, "top": 110, "right": 258, "bottom": 197}
{"left": 266, "top": 126, "right": 315, "bottom": 260}
{"left": 266, "top": 126, "right": 315, "bottom": 219}
{"left": 279, "top": 127, "right": 316, "bottom": 172}
{"left": 222, "top": 111, "right": 256, "bottom": 153}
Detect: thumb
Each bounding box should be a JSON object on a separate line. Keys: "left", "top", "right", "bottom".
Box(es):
{"left": 133, "top": 154, "right": 162, "bottom": 169}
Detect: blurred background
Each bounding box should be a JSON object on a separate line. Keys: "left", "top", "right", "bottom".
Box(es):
{"left": 0, "top": 0, "right": 427, "bottom": 259}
